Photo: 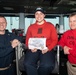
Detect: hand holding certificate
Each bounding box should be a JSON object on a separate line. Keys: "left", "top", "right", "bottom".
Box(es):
{"left": 28, "top": 38, "right": 47, "bottom": 50}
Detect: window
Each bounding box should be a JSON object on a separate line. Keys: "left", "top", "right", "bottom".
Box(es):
{"left": 64, "top": 16, "right": 70, "bottom": 31}
{"left": 5, "top": 17, "right": 19, "bottom": 32}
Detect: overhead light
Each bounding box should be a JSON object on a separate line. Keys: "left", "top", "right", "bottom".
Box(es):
{"left": 70, "top": 8, "right": 76, "bottom": 10}
{"left": 3, "top": 7, "right": 14, "bottom": 10}
{"left": 68, "top": 1, "right": 76, "bottom": 5}
{"left": 58, "top": 0, "right": 69, "bottom": 4}
{"left": 53, "top": 7, "right": 58, "bottom": 9}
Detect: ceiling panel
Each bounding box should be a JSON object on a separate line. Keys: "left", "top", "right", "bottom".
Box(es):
{"left": 0, "top": 0, "right": 76, "bottom": 15}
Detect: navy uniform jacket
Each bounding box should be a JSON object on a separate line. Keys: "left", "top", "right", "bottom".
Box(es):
{"left": 0, "top": 30, "right": 22, "bottom": 68}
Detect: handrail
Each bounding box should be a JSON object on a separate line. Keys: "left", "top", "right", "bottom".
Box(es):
{"left": 15, "top": 43, "right": 23, "bottom": 75}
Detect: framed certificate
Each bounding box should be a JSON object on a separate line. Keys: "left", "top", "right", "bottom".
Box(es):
{"left": 28, "top": 38, "right": 47, "bottom": 50}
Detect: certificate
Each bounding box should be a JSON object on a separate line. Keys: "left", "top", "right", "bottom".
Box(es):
{"left": 28, "top": 38, "right": 47, "bottom": 50}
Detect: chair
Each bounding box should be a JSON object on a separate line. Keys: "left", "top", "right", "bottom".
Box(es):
{"left": 15, "top": 43, "right": 60, "bottom": 75}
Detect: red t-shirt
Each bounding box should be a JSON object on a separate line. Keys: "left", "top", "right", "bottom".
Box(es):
{"left": 25, "top": 20, "right": 58, "bottom": 51}
{"left": 58, "top": 29, "right": 76, "bottom": 64}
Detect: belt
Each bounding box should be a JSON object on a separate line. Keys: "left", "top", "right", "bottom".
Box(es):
{"left": 0, "top": 64, "right": 11, "bottom": 71}
{"left": 72, "top": 64, "right": 76, "bottom": 67}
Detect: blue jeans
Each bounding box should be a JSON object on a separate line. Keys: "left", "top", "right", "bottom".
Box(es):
{"left": 24, "top": 50, "right": 55, "bottom": 75}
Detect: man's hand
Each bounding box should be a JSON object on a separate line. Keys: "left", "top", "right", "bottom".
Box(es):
{"left": 42, "top": 48, "right": 49, "bottom": 54}
{"left": 11, "top": 39, "right": 20, "bottom": 48}
{"left": 30, "top": 48, "right": 49, "bottom": 54}
{"left": 63, "top": 46, "right": 72, "bottom": 54}
{"left": 31, "top": 48, "right": 37, "bottom": 53}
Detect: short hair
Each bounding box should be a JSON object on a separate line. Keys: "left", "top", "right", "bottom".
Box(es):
{"left": 69, "top": 12, "right": 76, "bottom": 18}
{"left": 0, "top": 15, "right": 7, "bottom": 22}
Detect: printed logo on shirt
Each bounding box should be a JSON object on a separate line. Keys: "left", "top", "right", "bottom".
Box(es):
{"left": 37, "top": 28, "right": 42, "bottom": 34}
{"left": 67, "top": 36, "right": 76, "bottom": 45}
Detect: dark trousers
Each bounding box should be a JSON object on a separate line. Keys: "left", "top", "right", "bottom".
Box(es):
{"left": 0, "top": 52, "right": 16, "bottom": 75}
{"left": 24, "top": 50, "right": 55, "bottom": 75}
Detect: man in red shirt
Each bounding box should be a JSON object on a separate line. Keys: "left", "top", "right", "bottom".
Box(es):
{"left": 24, "top": 7, "right": 58, "bottom": 75}
{"left": 58, "top": 12, "right": 76, "bottom": 75}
